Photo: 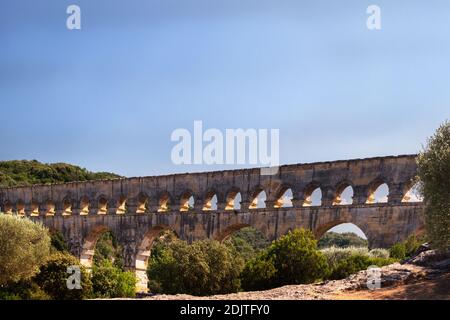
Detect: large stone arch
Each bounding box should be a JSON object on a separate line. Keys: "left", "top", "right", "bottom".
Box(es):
{"left": 80, "top": 225, "right": 115, "bottom": 269}
{"left": 313, "top": 219, "right": 374, "bottom": 248}
{"left": 135, "top": 225, "right": 178, "bottom": 292}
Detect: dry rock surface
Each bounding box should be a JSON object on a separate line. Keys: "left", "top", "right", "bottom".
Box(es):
{"left": 134, "top": 249, "right": 449, "bottom": 300}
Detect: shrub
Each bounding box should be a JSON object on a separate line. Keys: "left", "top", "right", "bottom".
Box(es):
{"left": 0, "top": 215, "right": 51, "bottom": 285}
{"left": 417, "top": 120, "right": 450, "bottom": 250}
{"left": 389, "top": 243, "right": 407, "bottom": 260}
{"left": 320, "top": 246, "right": 369, "bottom": 270}
{"left": 389, "top": 235, "right": 423, "bottom": 260}
{"left": 327, "top": 253, "right": 395, "bottom": 280}
{"left": 91, "top": 260, "right": 136, "bottom": 298}
{"left": 241, "top": 229, "right": 329, "bottom": 291}
{"left": 369, "top": 248, "right": 390, "bottom": 259}
{"left": 0, "top": 280, "right": 51, "bottom": 300}
{"left": 240, "top": 253, "right": 277, "bottom": 291}
{"left": 148, "top": 238, "right": 244, "bottom": 296}
{"left": 34, "top": 251, "right": 92, "bottom": 300}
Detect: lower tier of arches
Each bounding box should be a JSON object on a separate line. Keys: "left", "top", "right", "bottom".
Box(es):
{"left": 31, "top": 203, "right": 424, "bottom": 292}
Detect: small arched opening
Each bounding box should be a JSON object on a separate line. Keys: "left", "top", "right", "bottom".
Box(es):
{"left": 97, "top": 197, "right": 108, "bottom": 215}
{"left": 158, "top": 192, "right": 171, "bottom": 212}
{"left": 30, "top": 201, "right": 39, "bottom": 216}
{"left": 225, "top": 189, "right": 241, "bottom": 210}
{"left": 180, "top": 192, "right": 194, "bottom": 212}
{"left": 45, "top": 200, "right": 55, "bottom": 216}
{"left": 203, "top": 191, "right": 218, "bottom": 211}
{"left": 62, "top": 198, "right": 72, "bottom": 216}
{"left": 249, "top": 189, "right": 267, "bottom": 209}
{"left": 303, "top": 184, "right": 322, "bottom": 207}
{"left": 275, "top": 188, "right": 293, "bottom": 208}
{"left": 79, "top": 196, "right": 90, "bottom": 215}
{"left": 116, "top": 196, "right": 127, "bottom": 214}
{"left": 402, "top": 182, "right": 423, "bottom": 203}
{"left": 137, "top": 193, "right": 148, "bottom": 214}
{"left": 366, "top": 182, "right": 389, "bottom": 204}
{"left": 333, "top": 184, "right": 354, "bottom": 206}
{"left": 16, "top": 200, "right": 25, "bottom": 215}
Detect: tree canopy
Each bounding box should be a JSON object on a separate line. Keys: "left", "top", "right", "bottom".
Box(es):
{"left": 0, "top": 215, "right": 51, "bottom": 285}
{"left": 0, "top": 160, "right": 120, "bottom": 187}
{"left": 417, "top": 120, "right": 450, "bottom": 250}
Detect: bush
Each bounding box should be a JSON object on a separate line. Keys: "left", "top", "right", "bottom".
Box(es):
{"left": 369, "top": 248, "right": 390, "bottom": 259}
{"left": 91, "top": 260, "right": 136, "bottom": 298}
{"left": 0, "top": 215, "right": 51, "bottom": 285}
{"left": 389, "top": 243, "right": 407, "bottom": 260}
{"left": 240, "top": 253, "right": 277, "bottom": 291}
{"left": 318, "top": 232, "right": 368, "bottom": 248}
{"left": 389, "top": 235, "right": 423, "bottom": 260}
{"left": 241, "top": 229, "right": 329, "bottom": 291}
{"left": 327, "top": 254, "right": 395, "bottom": 280}
{"left": 417, "top": 120, "right": 450, "bottom": 250}
{"left": 34, "top": 252, "right": 92, "bottom": 300}
{"left": 148, "top": 238, "right": 244, "bottom": 296}
{"left": 0, "top": 280, "right": 51, "bottom": 300}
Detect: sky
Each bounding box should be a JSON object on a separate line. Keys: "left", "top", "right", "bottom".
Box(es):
{"left": 1, "top": 0, "right": 449, "bottom": 178}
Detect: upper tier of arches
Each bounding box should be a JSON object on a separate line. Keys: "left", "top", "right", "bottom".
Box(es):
{"left": 0, "top": 155, "right": 421, "bottom": 216}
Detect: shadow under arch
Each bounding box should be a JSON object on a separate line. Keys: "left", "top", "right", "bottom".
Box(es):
{"left": 80, "top": 225, "right": 114, "bottom": 269}
{"left": 135, "top": 225, "right": 179, "bottom": 292}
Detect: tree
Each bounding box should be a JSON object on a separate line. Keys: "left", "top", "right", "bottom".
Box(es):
{"left": 93, "top": 231, "right": 124, "bottom": 270}
{"left": 0, "top": 215, "right": 51, "bottom": 285}
{"left": 34, "top": 251, "right": 92, "bottom": 300}
{"left": 0, "top": 160, "right": 120, "bottom": 187}
{"left": 148, "top": 238, "right": 244, "bottom": 295}
{"left": 417, "top": 120, "right": 450, "bottom": 250}
{"left": 241, "top": 228, "right": 329, "bottom": 291}
{"left": 91, "top": 260, "right": 135, "bottom": 298}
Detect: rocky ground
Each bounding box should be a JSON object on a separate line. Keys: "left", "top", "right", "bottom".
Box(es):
{"left": 135, "top": 249, "right": 450, "bottom": 300}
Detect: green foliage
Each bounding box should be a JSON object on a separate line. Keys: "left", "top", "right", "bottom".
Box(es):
{"left": 0, "top": 280, "right": 50, "bottom": 300}
{"left": 327, "top": 254, "right": 395, "bottom": 280}
{"left": 321, "top": 246, "right": 396, "bottom": 280}
{"left": 320, "top": 246, "right": 390, "bottom": 270}
{"left": 389, "top": 235, "right": 423, "bottom": 260}
{"left": 93, "top": 232, "right": 124, "bottom": 269}
{"left": 148, "top": 238, "right": 244, "bottom": 296}
{"left": 91, "top": 260, "right": 136, "bottom": 298}
{"left": 0, "top": 215, "right": 51, "bottom": 285}
{"left": 33, "top": 252, "right": 92, "bottom": 300}
{"left": 241, "top": 229, "right": 329, "bottom": 291}
{"left": 0, "top": 160, "right": 121, "bottom": 187}
{"left": 318, "top": 232, "right": 368, "bottom": 249}
{"left": 417, "top": 120, "right": 450, "bottom": 250}
{"left": 50, "top": 231, "right": 68, "bottom": 252}
{"left": 240, "top": 253, "right": 277, "bottom": 291}
{"left": 225, "top": 227, "right": 270, "bottom": 262}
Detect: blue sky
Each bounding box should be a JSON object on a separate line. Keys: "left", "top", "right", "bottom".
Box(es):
{"left": 1, "top": 0, "right": 449, "bottom": 177}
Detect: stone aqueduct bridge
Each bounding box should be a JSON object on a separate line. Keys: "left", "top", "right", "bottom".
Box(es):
{"left": 0, "top": 155, "right": 424, "bottom": 291}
